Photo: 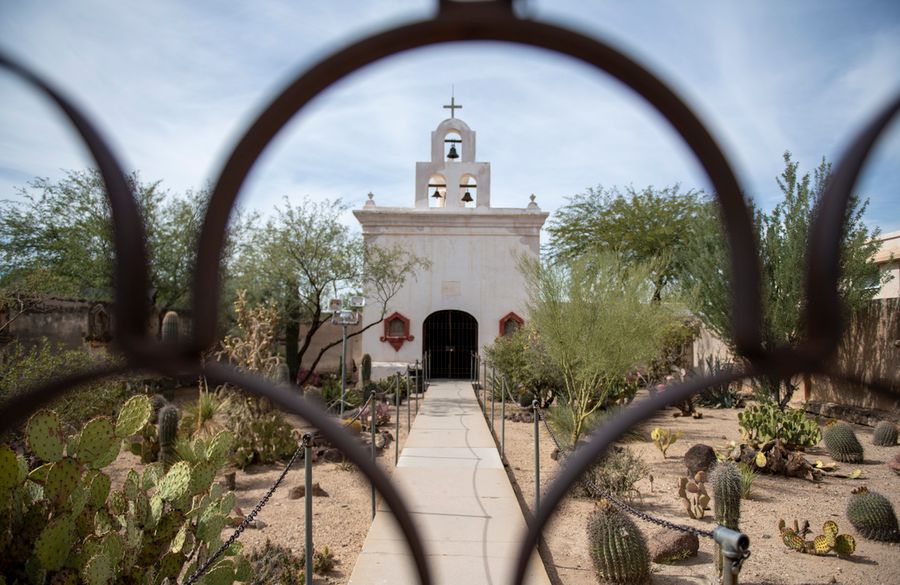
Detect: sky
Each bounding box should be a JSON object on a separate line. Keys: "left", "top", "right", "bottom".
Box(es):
{"left": 1, "top": 0, "right": 899, "bottom": 236}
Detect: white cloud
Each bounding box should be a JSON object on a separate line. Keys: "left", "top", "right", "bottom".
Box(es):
{"left": 0, "top": 0, "right": 897, "bottom": 234}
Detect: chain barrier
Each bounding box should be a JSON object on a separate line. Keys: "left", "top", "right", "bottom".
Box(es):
{"left": 533, "top": 404, "right": 715, "bottom": 540}
{"left": 184, "top": 391, "right": 382, "bottom": 584}
{"left": 183, "top": 433, "right": 308, "bottom": 585}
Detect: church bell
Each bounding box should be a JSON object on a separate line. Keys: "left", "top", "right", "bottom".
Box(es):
{"left": 461, "top": 190, "right": 473, "bottom": 203}
{"left": 446, "top": 144, "right": 459, "bottom": 160}
{"left": 432, "top": 188, "right": 442, "bottom": 199}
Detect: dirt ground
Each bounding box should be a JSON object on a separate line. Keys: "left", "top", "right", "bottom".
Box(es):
{"left": 106, "top": 394, "right": 422, "bottom": 585}
{"left": 500, "top": 394, "right": 900, "bottom": 585}
{"left": 104, "top": 387, "right": 899, "bottom": 585}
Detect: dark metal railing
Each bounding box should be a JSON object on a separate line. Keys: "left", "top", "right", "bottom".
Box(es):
{"left": 1, "top": 0, "right": 898, "bottom": 584}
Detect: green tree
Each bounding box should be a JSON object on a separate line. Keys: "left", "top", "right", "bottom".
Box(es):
{"left": 0, "top": 169, "right": 217, "bottom": 325}
{"left": 232, "top": 198, "right": 427, "bottom": 384}
{"left": 682, "top": 151, "right": 885, "bottom": 406}
{"left": 521, "top": 251, "right": 679, "bottom": 444}
{"left": 483, "top": 325, "right": 561, "bottom": 407}
{"left": 546, "top": 185, "right": 704, "bottom": 300}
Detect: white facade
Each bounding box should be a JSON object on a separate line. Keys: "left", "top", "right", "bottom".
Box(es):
{"left": 873, "top": 230, "right": 899, "bottom": 300}
{"left": 353, "top": 110, "right": 548, "bottom": 379}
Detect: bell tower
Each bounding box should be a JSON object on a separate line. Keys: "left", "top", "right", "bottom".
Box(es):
{"left": 414, "top": 97, "right": 491, "bottom": 209}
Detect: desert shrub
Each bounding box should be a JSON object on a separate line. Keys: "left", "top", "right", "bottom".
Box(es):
{"left": 229, "top": 399, "right": 297, "bottom": 468}
{"left": 247, "top": 540, "right": 304, "bottom": 585}
{"left": 645, "top": 320, "right": 698, "bottom": 383}
{"left": 181, "top": 386, "right": 231, "bottom": 440}
{"left": 0, "top": 339, "right": 133, "bottom": 439}
{"left": 736, "top": 462, "right": 757, "bottom": 500}
{"left": 483, "top": 325, "right": 561, "bottom": 408}
{"left": 695, "top": 356, "right": 743, "bottom": 408}
{"left": 546, "top": 402, "right": 643, "bottom": 452}
{"left": 737, "top": 401, "right": 821, "bottom": 450}
{"left": 583, "top": 446, "right": 649, "bottom": 501}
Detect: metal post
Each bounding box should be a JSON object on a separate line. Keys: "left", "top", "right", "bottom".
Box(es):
{"left": 490, "top": 365, "right": 495, "bottom": 432}
{"left": 713, "top": 526, "right": 749, "bottom": 585}
{"left": 501, "top": 376, "right": 506, "bottom": 459}
{"left": 303, "top": 433, "right": 314, "bottom": 585}
{"left": 395, "top": 373, "right": 400, "bottom": 465}
{"left": 340, "top": 323, "right": 347, "bottom": 418}
{"left": 533, "top": 400, "right": 540, "bottom": 511}
{"left": 414, "top": 361, "right": 419, "bottom": 414}
{"left": 406, "top": 367, "right": 411, "bottom": 428}
{"left": 370, "top": 394, "right": 376, "bottom": 520}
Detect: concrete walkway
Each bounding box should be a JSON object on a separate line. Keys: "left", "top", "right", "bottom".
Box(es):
{"left": 348, "top": 381, "right": 551, "bottom": 585}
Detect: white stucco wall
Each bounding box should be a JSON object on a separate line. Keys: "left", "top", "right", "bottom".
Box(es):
{"left": 353, "top": 206, "right": 547, "bottom": 378}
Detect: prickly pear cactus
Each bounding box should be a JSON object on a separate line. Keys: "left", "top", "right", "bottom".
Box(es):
{"left": 586, "top": 501, "right": 651, "bottom": 584}
{"left": 77, "top": 417, "right": 118, "bottom": 469}
{"left": 822, "top": 422, "right": 864, "bottom": 463}
{"left": 115, "top": 394, "right": 152, "bottom": 438}
{"left": 846, "top": 486, "right": 900, "bottom": 542}
{"left": 0, "top": 408, "right": 243, "bottom": 584}
{"left": 26, "top": 410, "right": 66, "bottom": 463}
{"left": 872, "top": 420, "right": 898, "bottom": 446}
{"left": 778, "top": 518, "right": 856, "bottom": 556}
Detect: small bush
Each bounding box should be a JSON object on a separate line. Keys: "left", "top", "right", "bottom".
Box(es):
{"left": 695, "top": 356, "right": 743, "bottom": 408}
{"left": 247, "top": 540, "right": 304, "bottom": 585}
{"left": 583, "top": 446, "right": 649, "bottom": 501}
{"left": 736, "top": 462, "right": 757, "bottom": 500}
{"left": 0, "top": 339, "right": 133, "bottom": 439}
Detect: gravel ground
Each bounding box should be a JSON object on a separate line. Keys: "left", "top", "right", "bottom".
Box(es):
{"left": 500, "top": 394, "right": 900, "bottom": 585}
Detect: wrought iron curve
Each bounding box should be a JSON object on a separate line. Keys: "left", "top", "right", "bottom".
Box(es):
{"left": 1, "top": 1, "right": 898, "bottom": 584}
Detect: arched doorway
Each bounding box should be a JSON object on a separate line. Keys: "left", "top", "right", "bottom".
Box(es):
{"left": 423, "top": 310, "right": 477, "bottom": 379}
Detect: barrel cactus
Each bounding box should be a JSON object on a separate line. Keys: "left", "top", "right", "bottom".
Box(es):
{"left": 846, "top": 486, "right": 900, "bottom": 542}
{"left": 711, "top": 462, "right": 741, "bottom": 576}
{"left": 823, "top": 422, "right": 864, "bottom": 463}
{"left": 158, "top": 403, "right": 180, "bottom": 470}
{"left": 586, "top": 501, "right": 651, "bottom": 584}
{"left": 872, "top": 420, "right": 898, "bottom": 446}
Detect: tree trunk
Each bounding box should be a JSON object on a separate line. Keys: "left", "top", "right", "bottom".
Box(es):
{"left": 285, "top": 315, "right": 299, "bottom": 384}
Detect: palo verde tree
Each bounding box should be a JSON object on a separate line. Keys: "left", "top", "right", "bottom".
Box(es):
{"left": 0, "top": 169, "right": 223, "bottom": 326}
{"left": 232, "top": 197, "right": 426, "bottom": 384}
{"left": 521, "top": 251, "right": 679, "bottom": 444}
{"left": 682, "top": 151, "right": 886, "bottom": 407}
{"left": 545, "top": 185, "right": 704, "bottom": 300}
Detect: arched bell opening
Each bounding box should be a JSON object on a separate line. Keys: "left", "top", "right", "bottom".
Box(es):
{"left": 444, "top": 131, "right": 462, "bottom": 161}
{"left": 460, "top": 174, "right": 477, "bottom": 208}
{"left": 428, "top": 173, "right": 446, "bottom": 208}
{"left": 423, "top": 310, "right": 478, "bottom": 379}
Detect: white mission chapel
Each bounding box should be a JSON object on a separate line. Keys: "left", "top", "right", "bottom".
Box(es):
{"left": 354, "top": 99, "right": 548, "bottom": 379}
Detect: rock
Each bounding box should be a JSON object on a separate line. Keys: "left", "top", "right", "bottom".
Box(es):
{"left": 889, "top": 452, "right": 900, "bottom": 475}
{"left": 684, "top": 444, "right": 717, "bottom": 476}
{"left": 374, "top": 432, "right": 388, "bottom": 450}
{"left": 321, "top": 448, "right": 344, "bottom": 463}
{"left": 648, "top": 528, "right": 699, "bottom": 563}
{"left": 288, "top": 482, "right": 330, "bottom": 499}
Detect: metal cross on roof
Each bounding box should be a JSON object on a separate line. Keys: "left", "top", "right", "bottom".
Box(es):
{"left": 443, "top": 95, "right": 462, "bottom": 118}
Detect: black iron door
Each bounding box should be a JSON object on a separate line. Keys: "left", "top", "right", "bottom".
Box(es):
{"left": 423, "top": 310, "right": 478, "bottom": 379}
